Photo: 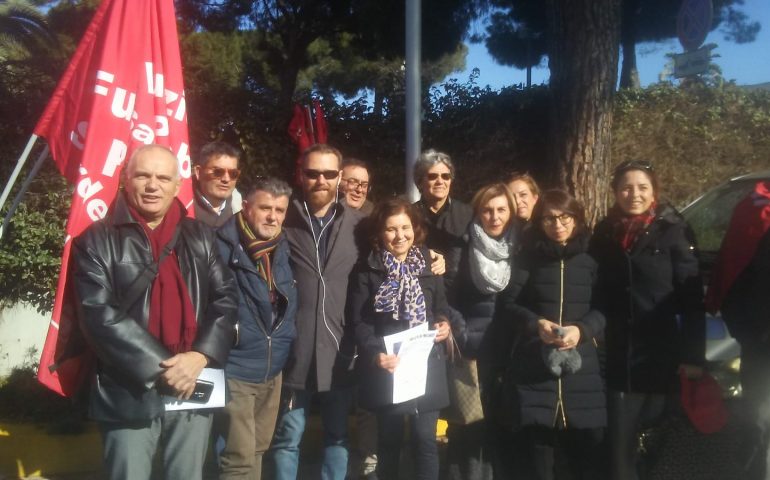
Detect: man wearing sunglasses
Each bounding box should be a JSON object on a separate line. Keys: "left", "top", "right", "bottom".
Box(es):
{"left": 271, "top": 144, "right": 364, "bottom": 480}
{"left": 193, "top": 141, "right": 243, "bottom": 228}
{"left": 340, "top": 158, "right": 374, "bottom": 215}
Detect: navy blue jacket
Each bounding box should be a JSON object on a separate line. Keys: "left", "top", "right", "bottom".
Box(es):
{"left": 216, "top": 217, "right": 297, "bottom": 384}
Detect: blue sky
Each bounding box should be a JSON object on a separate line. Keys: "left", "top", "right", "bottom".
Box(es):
{"left": 448, "top": 0, "right": 769, "bottom": 89}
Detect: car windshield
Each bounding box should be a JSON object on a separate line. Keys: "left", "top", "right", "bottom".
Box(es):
{"left": 682, "top": 179, "right": 759, "bottom": 257}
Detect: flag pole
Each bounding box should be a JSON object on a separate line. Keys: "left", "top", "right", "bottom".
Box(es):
{"left": 305, "top": 104, "right": 315, "bottom": 143}
{"left": 0, "top": 144, "right": 50, "bottom": 241}
{"left": 405, "top": 0, "right": 421, "bottom": 201}
{"left": 0, "top": 135, "right": 40, "bottom": 216}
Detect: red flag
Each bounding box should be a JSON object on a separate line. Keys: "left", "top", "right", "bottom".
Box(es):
{"left": 705, "top": 181, "right": 770, "bottom": 313}
{"left": 35, "top": 0, "right": 193, "bottom": 396}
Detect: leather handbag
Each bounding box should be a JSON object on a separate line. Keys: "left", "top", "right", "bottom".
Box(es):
{"left": 442, "top": 333, "right": 484, "bottom": 425}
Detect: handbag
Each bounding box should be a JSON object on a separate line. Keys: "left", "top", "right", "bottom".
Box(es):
{"left": 442, "top": 332, "right": 485, "bottom": 425}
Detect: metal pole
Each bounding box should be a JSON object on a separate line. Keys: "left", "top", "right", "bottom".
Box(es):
{"left": 0, "top": 135, "right": 39, "bottom": 215}
{"left": 0, "top": 145, "right": 50, "bottom": 242}
{"left": 405, "top": 0, "right": 421, "bottom": 201}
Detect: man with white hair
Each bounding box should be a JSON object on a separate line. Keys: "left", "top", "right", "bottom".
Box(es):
{"left": 71, "top": 144, "right": 238, "bottom": 480}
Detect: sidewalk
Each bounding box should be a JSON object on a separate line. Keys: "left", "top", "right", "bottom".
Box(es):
{"left": 1, "top": 414, "right": 386, "bottom": 480}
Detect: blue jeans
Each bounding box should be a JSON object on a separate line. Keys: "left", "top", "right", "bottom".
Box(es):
{"left": 270, "top": 387, "right": 352, "bottom": 480}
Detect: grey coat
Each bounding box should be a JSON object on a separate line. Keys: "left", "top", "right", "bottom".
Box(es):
{"left": 282, "top": 197, "right": 364, "bottom": 391}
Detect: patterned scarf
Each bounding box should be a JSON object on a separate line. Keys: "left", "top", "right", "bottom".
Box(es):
{"left": 236, "top": 211, "right": 281, "bottom": 301}
{"left": 610, "top": 201, "right": 658, "bottom": 252}
{"left": 374, "top": 247, "right": 427, "bottom": 328}
{"left": 126, "top": 197, "right": 197, "bottom": 354}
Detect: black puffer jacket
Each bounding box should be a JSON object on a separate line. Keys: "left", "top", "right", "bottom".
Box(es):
{"left": 590, "top": 204, "right": 705, "bottom": 394}
{"left": 346, "top": 247, "right": 455, "bottom": 414}
{"left": 498, "top": 230, "right": 606, "bottom": 430}
{"left": 72, "top": 195, "right": 239, "bottom": 422}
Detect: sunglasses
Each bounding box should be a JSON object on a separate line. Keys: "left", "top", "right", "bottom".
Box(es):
{"left": 614, "top": 160, "right": 654, "bottom": 175}
{"left": 206, "top": 167, "right": 241, "bottom": 180}
{"left": 426, "top": 172, "right": 452, "bottom": 181}
{"left": 303, "top": 169, "right": 340, "bottom": 180}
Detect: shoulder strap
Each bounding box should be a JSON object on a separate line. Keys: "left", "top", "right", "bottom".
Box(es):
{"left": 117, "top": 226, "right": 181, "bottom": 316}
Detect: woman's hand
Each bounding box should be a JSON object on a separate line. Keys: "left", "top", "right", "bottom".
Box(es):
{"left": 537, "top": 319, "right": 561, "bottom": 344}
{"left": 429, "top": 250, "right": 446, "bottom": 276}
{"left": 377, "top": 353, "right": 399, "bottom": 373}
{"left": 557, "top": 325, "right": 581, "bottom": 351}
{"left": 433, "top": 321, "right": 451, "bottom": 343}
{"left": 679, "top": 363, "right": 704, "bottom": 379}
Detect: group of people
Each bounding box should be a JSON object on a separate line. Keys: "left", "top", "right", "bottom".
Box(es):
{"left": 70, "top": 140, "right": 732, "bottom": 480}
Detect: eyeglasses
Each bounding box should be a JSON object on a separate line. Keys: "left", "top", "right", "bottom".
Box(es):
{"left": 343, "top": 178, "right": 369, "bottom": 191}
{"left": 303, "top": 169, "right": 340, "bottom": 180}
{"left": 206, "top": 167, "right": 241, "bottom": 180}
{"left": 426, "top": 172, "right": 452, "bottom": 181}
{"left": 540, "top": 213, "right": 574, "bottom": 227}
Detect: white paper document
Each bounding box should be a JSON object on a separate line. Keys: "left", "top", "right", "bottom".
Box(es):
{"left": 383, "top": 323, "right": 437, "bottom": 404}
{"left": 164, "top": 367, "right": 226, "bottom": 411}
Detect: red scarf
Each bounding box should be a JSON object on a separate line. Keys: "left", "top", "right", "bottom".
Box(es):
{"left": 126, "top": 197, "right": 197, "bottom": 354}
{"left": 705, "top": 181, "right": 770, "bottom": 313}
{"left": 609, "top": 201, "right": 657, "bottom": 252}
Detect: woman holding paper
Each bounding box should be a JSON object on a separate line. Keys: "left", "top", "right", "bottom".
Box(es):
{"left": 347, "top": 197, "right": 457, "bottom": 480}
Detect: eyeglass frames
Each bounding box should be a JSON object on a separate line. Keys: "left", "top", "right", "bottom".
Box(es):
{"left": 540, "top": 213, "right": 574, "bottom": 227}
{"left": 343, "top": 178, "right": 370, "bottom": 191}
{"left": 206, "top": 167, "right": 241, "bottom": 180}
{"left": 303, "top": 169, "right": 340, "bottom": 180}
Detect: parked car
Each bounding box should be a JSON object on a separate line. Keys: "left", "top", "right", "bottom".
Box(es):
{"left": 681, "top": 170, "right": 770, "bottom": 396}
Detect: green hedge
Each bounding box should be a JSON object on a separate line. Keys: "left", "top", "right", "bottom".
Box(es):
{"left": 2, "top": 81, "right": 770, "bottom": 313}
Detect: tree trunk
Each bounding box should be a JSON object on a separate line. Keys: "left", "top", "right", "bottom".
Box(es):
{"left": 373, "top": 87, "right": 384, "bottom": 120}
{"left": 619, "top": 0, "right": 641, "bottom": 89}
{"left": 546, "top": 0, "right": 620, "bottom": 226}
{"left": 277, "top": 53, "right": 304, "bottom": 121}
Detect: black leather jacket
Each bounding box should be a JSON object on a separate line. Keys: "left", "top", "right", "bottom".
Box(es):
{"left": 71, "top": 194, "right": 238, "bottom": 422}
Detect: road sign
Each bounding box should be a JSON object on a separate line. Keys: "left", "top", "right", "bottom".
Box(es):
{"left": 673, "top": 46, "right": 712, "bottom": 78}
{"left": 677, "top": 0, "right": 713, "bottom": 52}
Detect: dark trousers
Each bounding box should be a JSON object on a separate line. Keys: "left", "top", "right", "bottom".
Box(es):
{"left": 445, "top": 421, "right": 494, "bottom": 480}
{"left": 521, "top": 425, "right": 605, "bottom": 480}
{"left": 608, "top": 390, "right": 668, "bottom": 480}
{"left": 377, "top": 410, "right": 440, "bottom": 480}
{"left": 740, "top": 349, "right": 770, "bottom": 480}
